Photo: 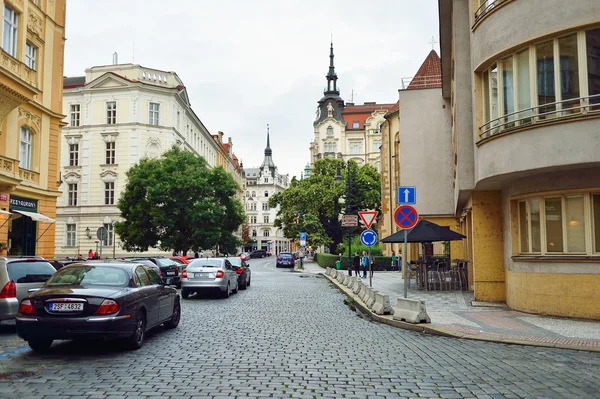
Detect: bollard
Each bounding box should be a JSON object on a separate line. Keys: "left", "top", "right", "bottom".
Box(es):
{"left": 372, "top": 293, "right": 394, "bottom": 315}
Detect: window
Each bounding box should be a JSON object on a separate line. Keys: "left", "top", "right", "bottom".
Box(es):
{"left": 68, "top": 183, "right": 78, "bottom": 206}
{"left": 251, "top": 202, "right": 256, "bottom": 211}
{"left": 502, "top": 56, "right": 514, "bottom": 124}
{"left": 102, "top": 223, "right": 114, "bottom": 246}
{"left": 352, "top": 121, "right": 360, "bottom": 129}
{"left": 559, "top": 34, "right": 580, "bottom": 113}
{"left": 518, "top": 193, "right": 597, "bottom": 255}
{"left": 586, "top": 29, "right": 600, "bottom": 109}
{"left": 25, "top": 42, "right": 37, "bottom": 70}
{"left": 264, "top": 178, "right": 268, "bottom": 183}
{"left": 69, "top": 144, "right": 79, "bottom": 166}
{"left": 264, "top": 191, "right": 268, "bottom": 197}
{"left": 249, "top": 216, "right": 257, "bottom": 224}
{"left": 516, "top": 49, "right": 531, "bottom": 120}
{"left": 262, "top": 203, "right": 268, "bottom": 211}
{"left": 19, "top": 127, "right": 33, "bottom": 170}
{"left": 349, "top": 142, "right": 362, "bottom": 155}
{"left": 105, "top": 142, "right": 116, "bottom": 164}
{"left": 264, "top": 230, "right": 270, "bottom": 237}
{"left": 324, "top": 142, "right": 337, "bottom": 153}
{"left": 66, "top": 224, "right": 76, "bottom": 247}
{"left": 252, "top": 230, "right": 257, "bottom": 237}
{"left": 537, "top": 41, "right": 555, "bottom": 118}
{"left": 149, "top": 102, "right": 160, "bottom": 125}
{"left": 372, "top": 139, "right": 382, "bottom": 151}
{"left": 144, "top": 267, "right": 161, "bottom": 285}
{"left": 106, "top": 101, "right": 116, "bottom": 124}
{"left": 327, "top": 126, "right": 333, "bottom": 136}
{"left": 246, "top": 191, "right": 249, "bottom": 197}
{"left": 264, "top": 215, "right": 269, "bottom": 224}
{"left": 3, "top": 6, "right": 18, "bottom": 57}
{"left": 70, "top": 104, "right": 81, "bottom": 127}
{"left": 252, "top": 191, "right": 256, "bottom": 197}
{"left": 135, "top": 267, "right": 151, "bottom": 286}
{"left": 104, "top": 182, "right": 115, "bottom": 205}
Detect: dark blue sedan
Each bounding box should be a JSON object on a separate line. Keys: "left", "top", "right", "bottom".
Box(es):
{"left": 276, "top": 252, "right": 296, "bottom": 268}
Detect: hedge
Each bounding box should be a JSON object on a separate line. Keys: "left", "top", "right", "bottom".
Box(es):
{"left": 315, "top": 254, "right": 399, "bottom": 271}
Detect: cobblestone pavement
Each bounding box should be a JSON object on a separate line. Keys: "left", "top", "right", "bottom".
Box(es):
{"left": 0, "top": 257, "right": 599, "bottom": 398}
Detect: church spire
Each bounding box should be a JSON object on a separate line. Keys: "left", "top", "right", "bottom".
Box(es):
{"left": 260, "top": 124, "right": 276, "bottom": 176}
{"left": 325, "top": 41, "right": 339, "bottom": 95}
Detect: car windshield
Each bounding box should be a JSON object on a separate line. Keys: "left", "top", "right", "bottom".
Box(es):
{"left": 188, "top": 259, "right": 221, "bottom": 268}
{"left": 156, "top": 259, "right": 177, "bottom": 267}
{"left": 45, "top": 265, "right": 129, "bottom": 287}
{"left": 228, "top": 257, "right": 242, "bottom": 266}
{"left": 7, "top": 261, "right": 56, "bottom": 283}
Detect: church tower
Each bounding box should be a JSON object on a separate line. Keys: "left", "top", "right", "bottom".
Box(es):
{"left": 314, "top": 42, "right": 345, "bottom": 127}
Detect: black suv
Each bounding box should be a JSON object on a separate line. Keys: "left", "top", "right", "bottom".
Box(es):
{"left": 126, "top": 257, "right": 181, "bottom": 287}
{"left": 249, "top": 249, "right": 267, "bottom": 259}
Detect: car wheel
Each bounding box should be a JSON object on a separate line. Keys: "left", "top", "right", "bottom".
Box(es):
{"left": 126, "top": 311, "right": 146, "bottom": 350}
{"left": 28, "top": 339, "right": 53, "bottom": 353}
{"left": 181, "top": 289, "right": 190, "bottom": 299}
{"left": 223, "top": 283, "right": 230, "bottom": 298}
{"left": 240, "top": 278, "right": 247, "bottom": 290}
{"left": 164, "top": 300, "right": 180, "bottom": 329}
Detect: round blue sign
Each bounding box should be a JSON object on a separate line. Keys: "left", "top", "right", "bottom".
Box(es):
{"left": 360, "top": 229, "right": 378, "bottom": 247}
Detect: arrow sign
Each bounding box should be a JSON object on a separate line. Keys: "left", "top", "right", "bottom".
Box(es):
{"left": 397, "top": 186, "right": 416, "bottom": 205}
{"left": 360, "top": 229, "right": 378, "bottom": 247}
{"left": 358, "top": 211, "right": 378, "bottom": 229}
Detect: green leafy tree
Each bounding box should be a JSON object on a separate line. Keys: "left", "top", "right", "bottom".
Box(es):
{"left": 115, "top": 146, "right": 244, "bottom": 254}
{"left": 269, "top": 158, "right": 380, "bottom": 253}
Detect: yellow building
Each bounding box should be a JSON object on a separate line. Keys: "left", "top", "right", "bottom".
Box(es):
{"left": 0, "top": 0, "right": 66, "bottom": 258}
{"left": 435, "top": 0, "right": 600, "bottom": 319}
{"left": 379, "top": 102, "right": 399, "bottom": 256}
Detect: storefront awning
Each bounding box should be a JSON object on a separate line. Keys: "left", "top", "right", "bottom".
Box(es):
{"left": 12, "top": 209, "right": 55, "bottom": 223}
{"left": 0, "top": 209, "right": 11, "bottom": 216}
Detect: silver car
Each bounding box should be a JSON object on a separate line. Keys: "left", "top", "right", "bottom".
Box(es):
{"left": 0, "top": 257, "right": 56, "bottom": 323}
{"left": 181, "top": 258, "right": 238, "bottom": 299}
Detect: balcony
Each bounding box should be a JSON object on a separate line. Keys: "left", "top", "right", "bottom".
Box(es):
{"left": 19, "top": 168, "right": 40, "bottom": 185}
{"left": 473, "top": 0, "right": 512, "bottom": 27}
{"left": 401, "top": 75, "right": 442, "bottom": 90}
{"left": 0, "top": 155, "right": 22, "bottom": 190}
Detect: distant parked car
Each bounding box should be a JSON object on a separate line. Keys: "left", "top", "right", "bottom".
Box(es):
{"left": 169, "top": 256, "right": 190, "bottom": 275}
{"left": 239, "top": 252, "right": 250, "bottom": 262}
{"left": 0, "top": 257, "right": 57, "bottom": 323}
{"left": 181, "top": 258, "right": 238, "bottom": 299}
{"left": 276, "top": 252, "right": 295, "bottom": 268}
{"left": 249, "top": 249, "right": 267, "bottom": 259}
{"left": 16, "top": 262, "right": 180, "bottom": 352}
{"left": 126, "top": 257, "right": 181, "bottom": 287}
{"left": 227, "top": 256, "right": 251, "bottom": 289}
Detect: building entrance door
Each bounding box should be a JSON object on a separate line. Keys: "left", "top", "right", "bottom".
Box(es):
{"left": 8, "top": 215, "right": 36, "bottom": 256}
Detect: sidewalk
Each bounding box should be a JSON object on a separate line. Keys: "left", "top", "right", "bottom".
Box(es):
{"left": 305, "top": 260, "right": 600, "bottom": 351}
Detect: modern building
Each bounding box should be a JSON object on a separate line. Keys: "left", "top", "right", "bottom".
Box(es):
{"left": 309, "top": 43, "right": 393, "bottom": 170}
{"left": 0, "top": 0, "right": 66, "bottom": 258}
{"left": 390, "top": 0, "right": 600, "bottom": 320}
{"left": 55, "top": 62, "right": 241, "bottom": 257}
{"left": 242, "top": 129, "right": 291, "bottom": 255}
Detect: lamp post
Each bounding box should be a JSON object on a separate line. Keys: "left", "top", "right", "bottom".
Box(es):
{"left": 335, "top": 162, "right": 352, "bottom": 275}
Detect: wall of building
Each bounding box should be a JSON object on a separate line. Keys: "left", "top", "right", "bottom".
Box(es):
{"left": 399, "top": 88, "right": 454, "bottom": 216}
{"left": 380, "top": 110, "right": 400, "bottom": 256}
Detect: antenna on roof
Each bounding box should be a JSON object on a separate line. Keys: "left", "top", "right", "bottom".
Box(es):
{"left": 350, "top": 89, "right": 356, "bottom": 102}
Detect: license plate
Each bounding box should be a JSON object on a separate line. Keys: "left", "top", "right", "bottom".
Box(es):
{"left": 167, "top": 271, "right": 176, "bottom": 276}
{"left": 195, "top": 273, "right": 209, "bottom": 278}
{"left": 49, "top": 303, "right": 83, "bottom": 312}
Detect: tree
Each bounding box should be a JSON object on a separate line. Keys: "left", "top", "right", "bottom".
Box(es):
{"left": 269, "top": 158, "right": 380, "bottom": 252}
{"left": 115, "top": 146, "right": 244, "bottom": 254}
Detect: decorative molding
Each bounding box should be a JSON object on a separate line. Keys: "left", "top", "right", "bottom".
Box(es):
{"left": 27, "top": 11, "right": 43, "bottom": 37}
{"left": 66, "top": 217, "right": 75, "bottom": 224}
{"left": 63, "top": 171, "right": 82, "bottom": 183}
{"left": 100, "top": 170, "right": 117, "bottom": 182}
{"left": 101, "top": 132, "right": 119, "bottom": 143}
{"left": 64, "top": 134, "right": 83, "bottom": 145}
{"left": 18, "top": 107, "right": 41, "bottom": 130}
{"left": 0, "top": 94, "right": 20, "bottom": 126}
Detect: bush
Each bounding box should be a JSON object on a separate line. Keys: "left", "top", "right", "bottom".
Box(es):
{"left": 314, "top": 253, "right": 339, "bottom": 269}
{"left": 316, "top": 253, "right": 397, "bottom": 272}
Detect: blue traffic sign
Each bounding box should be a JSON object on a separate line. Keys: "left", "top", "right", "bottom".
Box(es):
{"left": 360, "top": 229, "right": 378, "bottom": 247}
{"left": 394, "top": 205, "right": 419, "bottom": 229}
{"left": 299, "top": 232, "right": 307, "bottom": 241}
{"left": 398, "top": 186, "right": 416, "bottom": 205}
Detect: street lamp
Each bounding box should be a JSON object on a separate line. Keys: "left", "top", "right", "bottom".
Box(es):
{"left": 85, "top": 227, "right": 91, "bottom": 239}
{"left": 335, "top": 161, "right": 353, "bottom": 275}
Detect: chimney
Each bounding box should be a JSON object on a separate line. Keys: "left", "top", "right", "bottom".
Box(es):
{"left": 113, "top": 52, "right": 118, "bottom": 65}
{"left": 346, "top": 102, "right": 354, "bottom": 106}
{"left": 218, "top": 131, "right": 224, "bottom": 143}
{"left": 364, "top": 102, "right": 376, "bottom": 105}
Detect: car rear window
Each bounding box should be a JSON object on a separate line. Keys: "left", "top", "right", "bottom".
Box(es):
{"left": 156, "top": 259, "right": 177, "bottom": 267}
{"left": 228, "top": 257, "right": 242, "bottom": 266}
{"left": 170, "top": 259, "right": 185, "bottom": 265}
{"left": 7, "top": 261, "right": 56, "bottom": 283}
{"left": 188, "top": 259, "right": 221, "bottom": 268}
{"left": 280, "top": 253, "right": 293, "bottom": 257}
{"left": 46, "top": 265, "right": 129, "bottom": 287}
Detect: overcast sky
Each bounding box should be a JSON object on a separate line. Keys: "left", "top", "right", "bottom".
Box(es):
{"left": 64, "top": 0, "right": 439, "bottom": 178}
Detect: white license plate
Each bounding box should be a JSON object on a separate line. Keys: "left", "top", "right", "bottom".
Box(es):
{"left": 167, "top": 271, "right": 176, "bottom": 276}
{"left": 49, "top": 303, "right": 83, "bottom": 312}
{"left": 194, "top": 273, "right": 209, "bottom": 278}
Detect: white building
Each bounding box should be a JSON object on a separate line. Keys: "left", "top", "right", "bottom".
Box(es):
{"left": 55, "top": 62, "right": 222, "bottom": 257}
{"left": 242, "top": 130, "right": 291, "bottom": 255}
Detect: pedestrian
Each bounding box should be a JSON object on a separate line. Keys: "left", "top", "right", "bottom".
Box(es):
{"left": 87, "top": 249, "right": 93, "bottom": 259}
{"left": 194, "top": 251, "right": 199, "bottom": 258}
{"left": 216, "top": 249, "right": 220, "bottom": 258}
{"left": 391, "top": 251, "right": 397, "bottom": 271}
{"left": 299, "top": 249, "right": 305, "bottom": 269}
{"left": 361, "top": 251, "right": 369, "bottom": 278}
{"left": 353, "top": 252, "right": 361, "bottom": 277}
{"left": 93, "top": 251, "right": 99, "bottom": 260}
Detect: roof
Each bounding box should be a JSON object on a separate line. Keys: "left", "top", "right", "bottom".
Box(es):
{"left": 63, "top": 76, "right": 86, "bottom": 89}
{"left": 385, "top": 101, "right": 400, "bottom": 117}
{"left": 342, "top": 102, "right": 395, "bottom": 129}
{"left": 406, "top": 50, "right": 442, "bottom": 90}
{"left": 223, "top": 143, "right": 229, "bottom": 152}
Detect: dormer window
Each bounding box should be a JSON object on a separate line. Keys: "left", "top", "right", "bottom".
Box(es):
{"left": 327, "top": 126, "right": 333, "bottom": 136}
{"left": 352, "top": 121, "right": 360, "bottom": 129}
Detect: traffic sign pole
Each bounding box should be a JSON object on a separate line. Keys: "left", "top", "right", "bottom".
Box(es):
{"left": 368, "top": 246, "right": 372, "bottom": 288}
{"left": 403, "top": 229, "right": 408, "bottom": 298}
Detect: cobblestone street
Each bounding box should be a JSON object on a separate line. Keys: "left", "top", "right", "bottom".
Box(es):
{"left": 0, "top": 257, "right": 598, "bottom": 399}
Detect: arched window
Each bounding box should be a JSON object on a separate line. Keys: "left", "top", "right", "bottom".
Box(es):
{"left": 327, "top": 126, "right": 333, "bottom": 136}
{"left": 264, "top": 191, "right": 269, "bottom": 197}
{"left": 19, "top": 126, "right": 33, "bottom": 170}
{"left": 252, "top": 191, "right": 256, "bottom": 197}
{"left": 252, "top": 230, "right": 257, "bottom": 237}
{"left": 263, "top": 229, "right": 270, "bottom": 237}
{"left": 246, "top": 191, "right": 250, "bottom": 197}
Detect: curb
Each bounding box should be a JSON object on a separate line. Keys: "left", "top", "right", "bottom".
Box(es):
{"left": 323, "top": 273, "right": 600, "bottom": 353}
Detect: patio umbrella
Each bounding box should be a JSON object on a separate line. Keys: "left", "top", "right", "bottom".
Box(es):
{"left": 381, "top": 220, "right": 466, "bottom": 243}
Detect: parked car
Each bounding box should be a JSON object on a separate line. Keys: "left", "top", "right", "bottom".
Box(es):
{"left": 181, "top": 258, "right": 238, "bottom": 299}
{"left": 15, "top": 262, "right": 180, "bottom": 352}
{"left": 239, "top": 252, "right": 250, "bottom": 262}
{"left": 0, "top": 257, "right": 57, "bottom": 323}
{"left": 276, "top": 252, "right": 295, "bottom": 268}
{"left": 249, "top": 249, "right": 267, "bottom": 259}
{"left": 227, "top": 256, "right": 251, "bottom": 290}
{"left": 127, "top": 257, "right": 181, "bottom": 287}
{"left": 169, "top": 256, "right": 190, "bottom": 274}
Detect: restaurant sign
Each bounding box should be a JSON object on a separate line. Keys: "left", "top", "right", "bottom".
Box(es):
{"left": 9, "top": 195, "right": 38, "bottom": 211}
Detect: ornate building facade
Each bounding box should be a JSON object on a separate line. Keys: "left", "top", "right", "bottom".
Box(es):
{"left": 242, "top": 129, "right": 290, "bottom": 255}
{"left": 309, "top": 43, "right": 393, "bottom": 170}
{"left": 55, "top": 62, "right": 241, "bottom": 257}
{"left": 0, "top": 0, "right": 66, "bottom": 258}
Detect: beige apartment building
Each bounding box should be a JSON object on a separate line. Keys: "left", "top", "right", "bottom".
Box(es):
{"left": 0, "top": 0, "right": 66, "bottom": 258}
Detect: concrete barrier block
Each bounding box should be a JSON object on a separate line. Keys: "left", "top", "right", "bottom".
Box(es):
{"left": 357, "top": 284, "right": 367, "bottom": 300}
{"left": 326, "top": 268, "right": 332, "bottom": 276}
{"left": 366, "top": 289, "right": 378, "bottom": 309}
{"left": 345, "top": 276, "right": 353, "bottom": 287}
{"left": 343, "top": 274, "right": 351, "bottom": 286}
{"left": 350, "top": 277, "right": 359, "bottom": 291}
{"left": 330, "top": 270, "right": 337, "bottom": 279}
{"left": 392, "top": 297, "right": 431, "bottom": 324}
{"left": 372, "top": 293, "right": 394, "bottom": 315}
{"left": 361, "top": 286, "right": 371, "bottom": 302}
{"left": 353, "top": 280, "right": 363, "bottom": 294}
{"left": 337, "top": 272, "right": 345, "bottom": 283}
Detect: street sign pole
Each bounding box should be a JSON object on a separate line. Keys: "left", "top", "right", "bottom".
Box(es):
{"left": 99, "top": 237, "right": 103, "bottom": 259}
{"left": 403, "top": 229, "right": 408, "bottom": 298}
{"left": 368, "top": 246, "right": 372, "bottom": 288}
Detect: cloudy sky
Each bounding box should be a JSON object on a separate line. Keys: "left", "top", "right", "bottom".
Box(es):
{"left": 64, "top": 0, "right": 439, "bottom": 178}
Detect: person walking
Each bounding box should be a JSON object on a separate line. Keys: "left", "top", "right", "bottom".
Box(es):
{"left": 299, "top": 249, "right": 305, "bottom": 269}
{"left": 391, "top": 251, "right": 397, "bottom": 271}
{"left": 353, "top": 252, "right": 361, "bottom": 277}
{"left": 361, "top": 251, "right": 369, "bottom": 278}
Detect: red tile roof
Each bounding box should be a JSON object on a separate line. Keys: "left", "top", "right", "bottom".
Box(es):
{"left": 407, "top": 50, "right": 442, "bottom": 90}
{"left": 223, "top": 143, "right": 229, "bottom": 152}
{"left": 342, "top": 102, "right": 395, "bottom": 129}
